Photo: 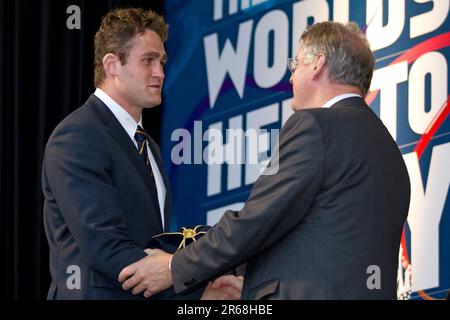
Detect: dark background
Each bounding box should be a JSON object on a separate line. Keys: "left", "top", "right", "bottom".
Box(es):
{"left": 0, "top": 0, "right": 165, "bottom": 300}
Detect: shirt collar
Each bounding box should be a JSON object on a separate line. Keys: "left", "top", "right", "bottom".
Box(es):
{"left": 94, "top": 88, "right": 143, "bottom": 141}
{"left": 321, "top": 93, "right": 362, "bottom": 109}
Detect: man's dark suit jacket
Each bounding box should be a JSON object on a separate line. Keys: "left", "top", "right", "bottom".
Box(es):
{"left": 171, "top": 97, "right": 411, "bottom": 299}
{"left": 42, "top": 94, "right": 174, "bottom": 299}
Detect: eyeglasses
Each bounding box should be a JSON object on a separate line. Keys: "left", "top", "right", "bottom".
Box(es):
{"left": 287, "top": 57, "right": 298, "bottom": 73}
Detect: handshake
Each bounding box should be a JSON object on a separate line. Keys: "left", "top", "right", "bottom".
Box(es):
{"left": 117, "top": 226, "right": 243, "bottom": 300}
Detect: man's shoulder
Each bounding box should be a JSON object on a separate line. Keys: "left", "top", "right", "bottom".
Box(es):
{"left": 282, "top": 103, "right": 367, "bottom": 142}
{"left": 303, "top": 98, "right": 372, "bottom": 125}
{"left": 284, "top": 108, "right": 325, "bottom": 132}
{"left": 47, "top": 95, "right": 108, "bottom": 146}
{"left": 299, "top": 107, "right": 338, "bottom": 126}
{"left": 279, "top": 110, "right": 325, "bottom": 144}
{"left": 52, "top": 95, "right": 106, "bottom": 134}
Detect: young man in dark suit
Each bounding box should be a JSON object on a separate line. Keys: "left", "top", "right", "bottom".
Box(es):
{"left": 119, "top": 21, "right": 411, "bottom": 300}
{"left": 42, "top": 8, "right": 241, "bottom": 300}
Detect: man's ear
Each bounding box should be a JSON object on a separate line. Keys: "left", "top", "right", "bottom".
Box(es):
{"left": 102, "top": 53, "right": 120, "bottom": 77}
{"left": 311, "top": 54, "right": 326, "bottom": 79}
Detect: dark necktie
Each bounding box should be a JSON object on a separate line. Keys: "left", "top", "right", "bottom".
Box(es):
{"left": 134, "top": 125, "right": 154, "bottom": 177}
{"left": 134, "top": 125, "right": 163, "bottom": 227}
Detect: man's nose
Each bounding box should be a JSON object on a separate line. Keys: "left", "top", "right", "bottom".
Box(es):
{"left": 153, "top": 64, "right": 165, "bottom": 79}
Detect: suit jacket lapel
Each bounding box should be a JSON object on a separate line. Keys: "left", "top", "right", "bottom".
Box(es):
{"left": 87, "top": 94, "right": 163, "bottom": 230}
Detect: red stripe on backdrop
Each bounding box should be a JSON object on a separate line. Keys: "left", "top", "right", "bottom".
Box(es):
{"left": 414, "top": 97, "right": 450, "bottom": 158}
{"left": 365, "top": 32, "right": 450, "bottom": 106}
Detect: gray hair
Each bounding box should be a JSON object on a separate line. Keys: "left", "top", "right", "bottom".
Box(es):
{"left": 300, "top": 21, "right": 374, "bottom": 95}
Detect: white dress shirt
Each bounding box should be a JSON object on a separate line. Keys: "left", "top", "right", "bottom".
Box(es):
{"left": 320, "top": 93, "right": 361, "bottom": 109}
{"left": 94, "top": 88, "right": 166, "bottom": 230}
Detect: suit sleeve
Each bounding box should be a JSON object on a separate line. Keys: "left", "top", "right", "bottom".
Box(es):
{"left": 43, "top": 124, "right": 147, "bottom": 282}
{"left": 171, "top": 111, "right": 325, "bottom": 293}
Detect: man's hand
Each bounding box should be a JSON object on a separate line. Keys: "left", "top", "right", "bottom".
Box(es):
{"left": 201, "top": 275, "right": 244, "bottom": 300}
{"left": 118, "top": 248, "right": 172, "bottom": 298}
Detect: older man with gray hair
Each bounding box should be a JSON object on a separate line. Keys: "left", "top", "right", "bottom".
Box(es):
{"left": 119, "top": 21, "right": 411, "bottom": 300}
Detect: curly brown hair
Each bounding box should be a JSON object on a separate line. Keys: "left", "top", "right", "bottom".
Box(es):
{"left": 93, "top": 8, "right": 168, "bottom": 87}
